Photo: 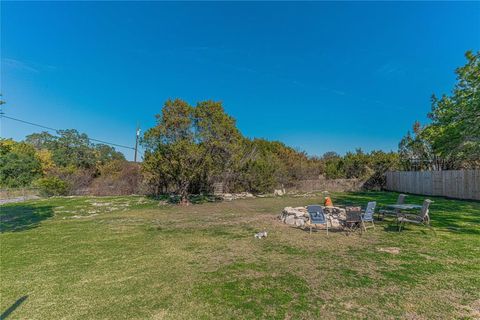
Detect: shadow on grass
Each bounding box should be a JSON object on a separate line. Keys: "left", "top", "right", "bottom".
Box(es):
{"left": 0, "top": 204, "right": 54, "bottom": 233}
{"left": 432, "top": 217, "right": 480, "bottom": 235}
{"left": 382, "top": 224, "right": 400, "bottom": 232}
{"left": 298, "top": 226, "right": 347, "bottom": 235}
{"left": 0, "top": 295, "right": 28, "bottom": 319}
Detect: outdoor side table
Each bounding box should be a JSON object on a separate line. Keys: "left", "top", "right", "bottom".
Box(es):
{"left": 386, "top": 204, "right": 422, "bottom": 210}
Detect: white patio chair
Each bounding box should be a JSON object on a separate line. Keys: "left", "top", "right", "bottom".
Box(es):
{"left": 397, "top": 199, "right": 433, "bottom": 232}
{"left": 361, "top": 201, "right": 376, "bottom": 231}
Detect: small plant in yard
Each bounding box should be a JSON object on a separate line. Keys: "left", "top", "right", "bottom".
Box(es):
{"left": 34, "top": 176, "right": 70, "bottom": 197}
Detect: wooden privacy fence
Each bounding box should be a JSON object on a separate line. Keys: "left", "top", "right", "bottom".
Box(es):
{"left": 385, "top": 170, "right": 480, "bottom": 200}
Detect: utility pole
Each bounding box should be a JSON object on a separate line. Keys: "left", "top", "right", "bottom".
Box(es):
{"left": 134, "top": 126, "right": 141, "bottom": 162}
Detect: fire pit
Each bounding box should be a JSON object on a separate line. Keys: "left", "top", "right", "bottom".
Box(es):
{"left": 279, "top": 206, "right": 347, "bottom": 229}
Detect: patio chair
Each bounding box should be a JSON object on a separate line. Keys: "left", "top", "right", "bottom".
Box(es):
{"left": 344, "top": 206, "right": 362, "bottom": 234}
{"left": 361, "top": 201, "right": 376, "bottom": 231}
{"left": 397, "top": 199, "right": 433, "bottom": 232}
{"left": 307, "top": 205, "right": 329, "bottom": 235}
{"left": 378, "top": 194, "right": 406, "bottom": 220}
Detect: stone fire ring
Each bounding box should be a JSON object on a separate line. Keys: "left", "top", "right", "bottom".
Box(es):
{"left": 279, "top": 206, "right": 347, "bottom": 229}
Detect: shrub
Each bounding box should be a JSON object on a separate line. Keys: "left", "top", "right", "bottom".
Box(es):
{"left": 51, "top": 167, "right": 95, "bottom": 195}
{"left": 34, "top": 177, "right": 70, "bottom": 197}
{"left": 90, "top": 162, "right": 142, "bottom": 196}
{"left": 0, "top": 139, "right": 42, "bottom": 187}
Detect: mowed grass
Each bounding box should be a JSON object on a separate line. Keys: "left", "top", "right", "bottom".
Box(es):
{"left": 1, "top": 192, "right": 479, "bottom": 319}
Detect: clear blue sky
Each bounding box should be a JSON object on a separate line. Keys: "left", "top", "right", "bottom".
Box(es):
{"left": 1, "top": 2, "right": 479, "bottom": 160}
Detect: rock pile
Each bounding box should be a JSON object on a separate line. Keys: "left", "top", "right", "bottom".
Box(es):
{"left": 221, "top": 192, "right": 255, "bottom": 201}
{"left": 279, "top": 206, "right": 347, "bottom": 229}
{"left": 279, "top": 207, "right": 309, "bottom": 228}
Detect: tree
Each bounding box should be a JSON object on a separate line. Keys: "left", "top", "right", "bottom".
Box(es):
{"left": 36, "top": 149, "right": 56, "bottom": 174}
{"left": 398, "top": 122, "right": 446, "bottom": 170}
{"left": 234, "top": 139, "right": 285, "bottom": 193}
{"left": 426, "top": 50, "right": 479, "bottom": 166}
{"left": 399, "top": 51, "right": 480, "bottom": 169}
{"left": 0, "top": 139, "right": 42, "bottom": 187}
{"left": 238, "top": 155, "right": 279, "bottom": 193}
{"left": 323, "top": 152, "right": 345, "bottom": 179}
{"left": 25, "top": 131, "right": 57, "bottom": 150}
{"left": 194, "top": 100, "right": 244, "bottom": 190}
{"left": 23, "top": 129, "right": 129, "bottom": 195}
{"left": 94, "top": 144, "right": 125, "bottom": 165}
{"left": 363, "top": 151, "right": 400, "bottom": 189}
{"left": 343, "top": 149, "right": 370, "bottom": 179}
{"left": 142, "top": 99, "right": 242, "bottom": 203}
{"left": 142, "top": 99, "right": 201, "bottom": 203}
{"left": 25, "top": 129, "right": 96, "bottom": 169}
{"left": 26, "top": 130, "right": 125, "bottom": 170}
{"left": 53, "top": 129, "right": 96, "bottom": 168}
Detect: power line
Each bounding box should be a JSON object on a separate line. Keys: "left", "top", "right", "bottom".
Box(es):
{"left": 2, "top": 115, "right": 58, "bottom": 132}
{"left": 1, "top": 114, "right": 136, "bottom": 150}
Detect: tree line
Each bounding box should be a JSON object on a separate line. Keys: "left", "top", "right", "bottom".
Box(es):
{"left": 140, "top": 99, "right": 399, "bottom": 202}
{"left": 0, "top": 122, "right": 397, "bottom": 198}
{"left": 0, "top": 130, "right": 141, "bottom": 196}
{"left": 1, "top": 51, "right": 477, "bottom": 199}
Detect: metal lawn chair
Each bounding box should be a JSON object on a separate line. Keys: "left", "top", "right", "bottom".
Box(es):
{"left": 344, "top": 206, "right": 362, "bottom": 234}
{"left": 378, "top": 194, "right": 406, "bottom": 220}
{"left": 397, "top": 199, "right": 433, "bottom": 232}
{"left": 307, "top": 205, "right": 329, "bottom": 235}
{"left": 361, "top": 201, "right": 376, "bottom": 231}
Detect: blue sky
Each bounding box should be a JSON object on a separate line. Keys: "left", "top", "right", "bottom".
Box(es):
{"left": 1, "top": 2, "right": 479, "bottom": 160}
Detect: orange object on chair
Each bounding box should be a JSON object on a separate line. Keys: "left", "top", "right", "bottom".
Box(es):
{"left": 324, "top": 196, "right": 333, "bottom": 207}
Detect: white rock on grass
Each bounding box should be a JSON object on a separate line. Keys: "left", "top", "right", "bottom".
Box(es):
{"left": 220, "top": 192, "right": 255, "bottom": 201}
{"left": 282, "top": 206, "right": 308, "bottom": 218}
{"left": 222, "top": 193, "right": 234, "bottom": 201}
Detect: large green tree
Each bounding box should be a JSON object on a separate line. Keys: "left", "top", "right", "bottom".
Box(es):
{"left": 142, "top": 99, "right": 242, "bottom": 203}
{"left": 26, "top": 130, "right": 125, "bottom": 169}
{"left": 0, "top": 139, "right": 42, "bottom": 187}
{"left": 194, "top": 100, "right": 244, "bottom": 190}
{"left": 399, "top": 51, "right": 480, "bottom": 169}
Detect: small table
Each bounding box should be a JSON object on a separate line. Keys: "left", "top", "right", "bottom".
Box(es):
{"left": 386, "top": 204, "right": 422, "bottom": 210}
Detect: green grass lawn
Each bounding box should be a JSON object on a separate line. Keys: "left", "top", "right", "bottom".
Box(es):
{"left": 1, "top": 192, "right": 479, "bottom": 319}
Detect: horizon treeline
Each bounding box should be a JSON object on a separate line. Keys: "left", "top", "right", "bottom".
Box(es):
{"left": 0, "top": 123, "right": 399, "bottom": 197}
{"left": 140, "top": 99, "right": 400, "bottom": 202}
{"left": 1, "top": 51, "right": 477, "bottom": 198}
